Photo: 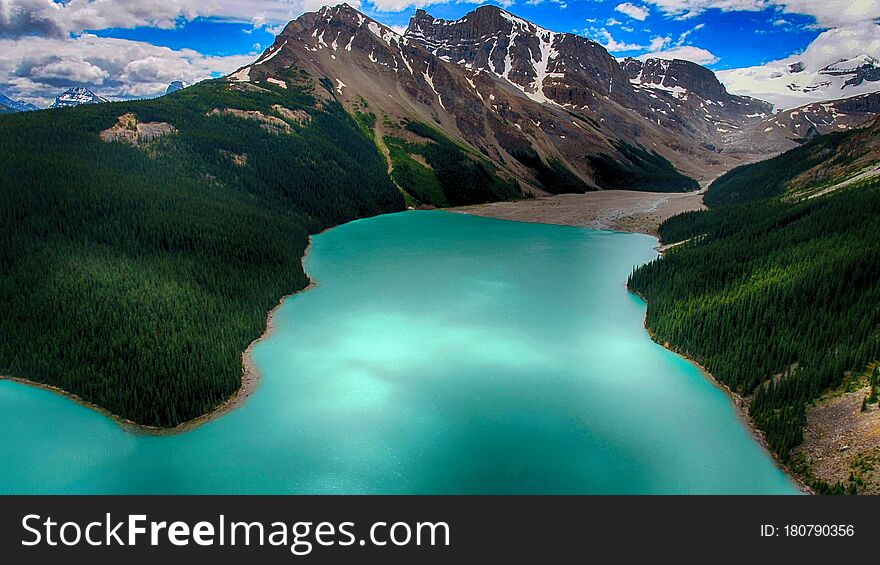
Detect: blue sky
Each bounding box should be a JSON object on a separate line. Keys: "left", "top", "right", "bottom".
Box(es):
{"left": 85, "top": 2, "right": 823, "bottom": 71}
{"left": 1, "top": 1, "right": 878, "bottom": 107}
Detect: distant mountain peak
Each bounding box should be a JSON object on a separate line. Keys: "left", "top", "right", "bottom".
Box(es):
{"left": 165, "top": 81, "right": 189, "bottom": 95}
{"left": 50, "top": 86, "right": 108, "bottom": 109}
{"left": 0, "top": 92, "right": 38, "bottom": 112}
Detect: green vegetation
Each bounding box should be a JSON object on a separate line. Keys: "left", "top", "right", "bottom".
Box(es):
{"left": 506, "top": 148, "right": 589, "bottom": 195}
{"left": 0, "top": 78, "right": 404, "bottom": 427}
{"left": 385, "top": 121, "right": 521, "bottom": 207}
{"left": 588, "top": 141, "right": 699, "bottom": 193}
{"left": 629, "top": 178, "right": 880, "bottom": 461}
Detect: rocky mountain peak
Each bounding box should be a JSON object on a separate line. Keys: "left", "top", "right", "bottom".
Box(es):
{"left": 50, "top": 86, "right": 108, "bottom": 109}
{"left": 624, "top": 57, "right": 729, "bottom": 102}
{"left": 405, "top": 5, "right": 632, "bottom": 107}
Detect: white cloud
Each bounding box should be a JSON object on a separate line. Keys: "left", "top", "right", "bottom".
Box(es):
{"left": 0, "top": 0, "right": 346, "bottom": 38}
{"left": 641, "top": 0, "right": 880, "bottom": 28}
{"left": 615, "top": 2, "right": 651, "bottom": 21}
{"left": 638, "top": 44, "right": 720, "bottom": 64}
{"left": 648, "top": 35, "right": 671, "bottom": 50}
{"left": 676, "top": 22, "right": 703, "bottom": 44}
{"left": 606, "top": 17, "right": 623, "bottom": 26}
{"left": 0, "top": 34, "right": 253, "bottom": 107}
{"left": 717, "top": 23, "right": 880, "bottom": 108}
{"left": 585, "top": 26, "right": 644, "bottom": 51}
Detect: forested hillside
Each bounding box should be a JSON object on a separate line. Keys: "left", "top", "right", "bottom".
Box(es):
{"left": 385, "top": 120, "right": 521, "bottom": 207}
{"left": 630, "top": 156, "right": 880, "bottom": 489}
{"left": 0, "top": 78, "right": 405, "bottom": 427}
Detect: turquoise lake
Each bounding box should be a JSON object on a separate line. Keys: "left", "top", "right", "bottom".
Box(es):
{"left": 0, "top": 211, "right": 798, "bottom": 494}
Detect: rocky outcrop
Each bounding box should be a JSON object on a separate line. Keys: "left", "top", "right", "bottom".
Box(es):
{"left": 207, "top": 108, "right": 293, "bottom": 135}
{"left": 100, "top": 113, "right": 176, "bottom": 144}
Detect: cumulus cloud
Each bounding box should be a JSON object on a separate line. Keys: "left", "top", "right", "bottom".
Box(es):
{"left": 641, "top": 0, "right": 880, "bottom": 28}
{"left": 637, "top": 44, "right": 720, "bottom": 64}
{"left": 648, "top": 34, "right": 671, "bottom": 50}
{"left": 0, "top": 0, "right": 345, "bottom": 38}
{"left": 615, "top": 2, "right": 650, "bottom": 20}
{"left": 717, "top": 23, "right": 880, "bottom": 107}
{"left": 585, "top": 26, "right": 644, "bottom": 51}
{"left": 1, "top": 34, "right": 254, "bottom": 106}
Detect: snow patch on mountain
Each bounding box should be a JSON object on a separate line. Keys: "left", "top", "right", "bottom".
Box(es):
{"left": 719, "top": 27, "right": 880, "bottom": 110}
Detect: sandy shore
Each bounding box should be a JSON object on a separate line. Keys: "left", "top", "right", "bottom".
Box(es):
{"left": 0, "top": 237, "right": 318, "bottom": 436}
{"left": 453, "top": 189, "right": 707, "bottom": 235}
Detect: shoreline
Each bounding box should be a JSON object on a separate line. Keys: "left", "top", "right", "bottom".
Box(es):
{"left": 663, "top": 345, "right": 815, "bottom": 495}
{"left": 631, "top": 301, "right": 815, "bottom": 495}
{"left": 0, "top": 236, "right": 320, "bottom": 436}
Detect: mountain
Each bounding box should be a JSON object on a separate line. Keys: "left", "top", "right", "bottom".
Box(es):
{"left": 165, "top": 81, "right": 188, "bottom": 95}
{"left": 50, "top": 86, "right": 109, "bottom": 108}
{"left": 621, "top": 57, "right": 773, "bottom": 150}
{"left": 1, "top": 2, "right": 875, "bottom": 431}
{"left": 239, "top": 4, "right": 711, "bottom": 197}
{"left": 722, "top": 91, "right": 880, "bottom": 154}
{"left": 719, "top": 53, "right": 880, "bottom": 110}
{"left": 0, "top": 93, "right": 39, "bottom": 113}
{"left": 630, "top": 117, "right": 880, "bottom": 492}
{"left": 405, "top": 6, "right": 776, "bottom": 178}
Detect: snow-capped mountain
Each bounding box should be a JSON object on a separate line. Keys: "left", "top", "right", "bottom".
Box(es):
{"left": 622, "top": 57, "right": 772, "bottom": 149}
{"left": 719, "top": 53, "right": 880, "bottom": 110}
{"left": 165, "top": 81, "right": 189, "bottom": 95}
{"left": 223, "top": 4, "right": 879, "bottom": 187}
{"left": 405, "top": 7, "right": 631, "bottom": 108}
{"left": 50, "top": 86, "right": 109, "bottom": 109}
{"left": 0, "top": 93, "right": 39, "bottom": 113}
{"left": 229, "top": 3, "right": 750, "bottom": 188}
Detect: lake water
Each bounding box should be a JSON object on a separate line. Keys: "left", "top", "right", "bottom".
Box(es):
{"left": 0, "top": 211, "right": 798, "bottom": 494}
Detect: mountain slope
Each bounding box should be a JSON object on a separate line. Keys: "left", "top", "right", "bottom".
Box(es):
{"left": 724, "top": 91, "right": 880, "bottom": 154}
{"left": 720, "top": 53, "right": 880, "bottom": 110}
{"left": 622, "top": 57, "right": 772, "bottom": 151}
{"left": 403, "top": 6, "right": 757, "bottom": 184}
{"left": 0, "top": 78, "right": 404, "bottom": 427}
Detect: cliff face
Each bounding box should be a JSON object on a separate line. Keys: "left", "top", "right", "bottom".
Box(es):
{"left": 406, "top": 6, "right": 637, "bottom": 108}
